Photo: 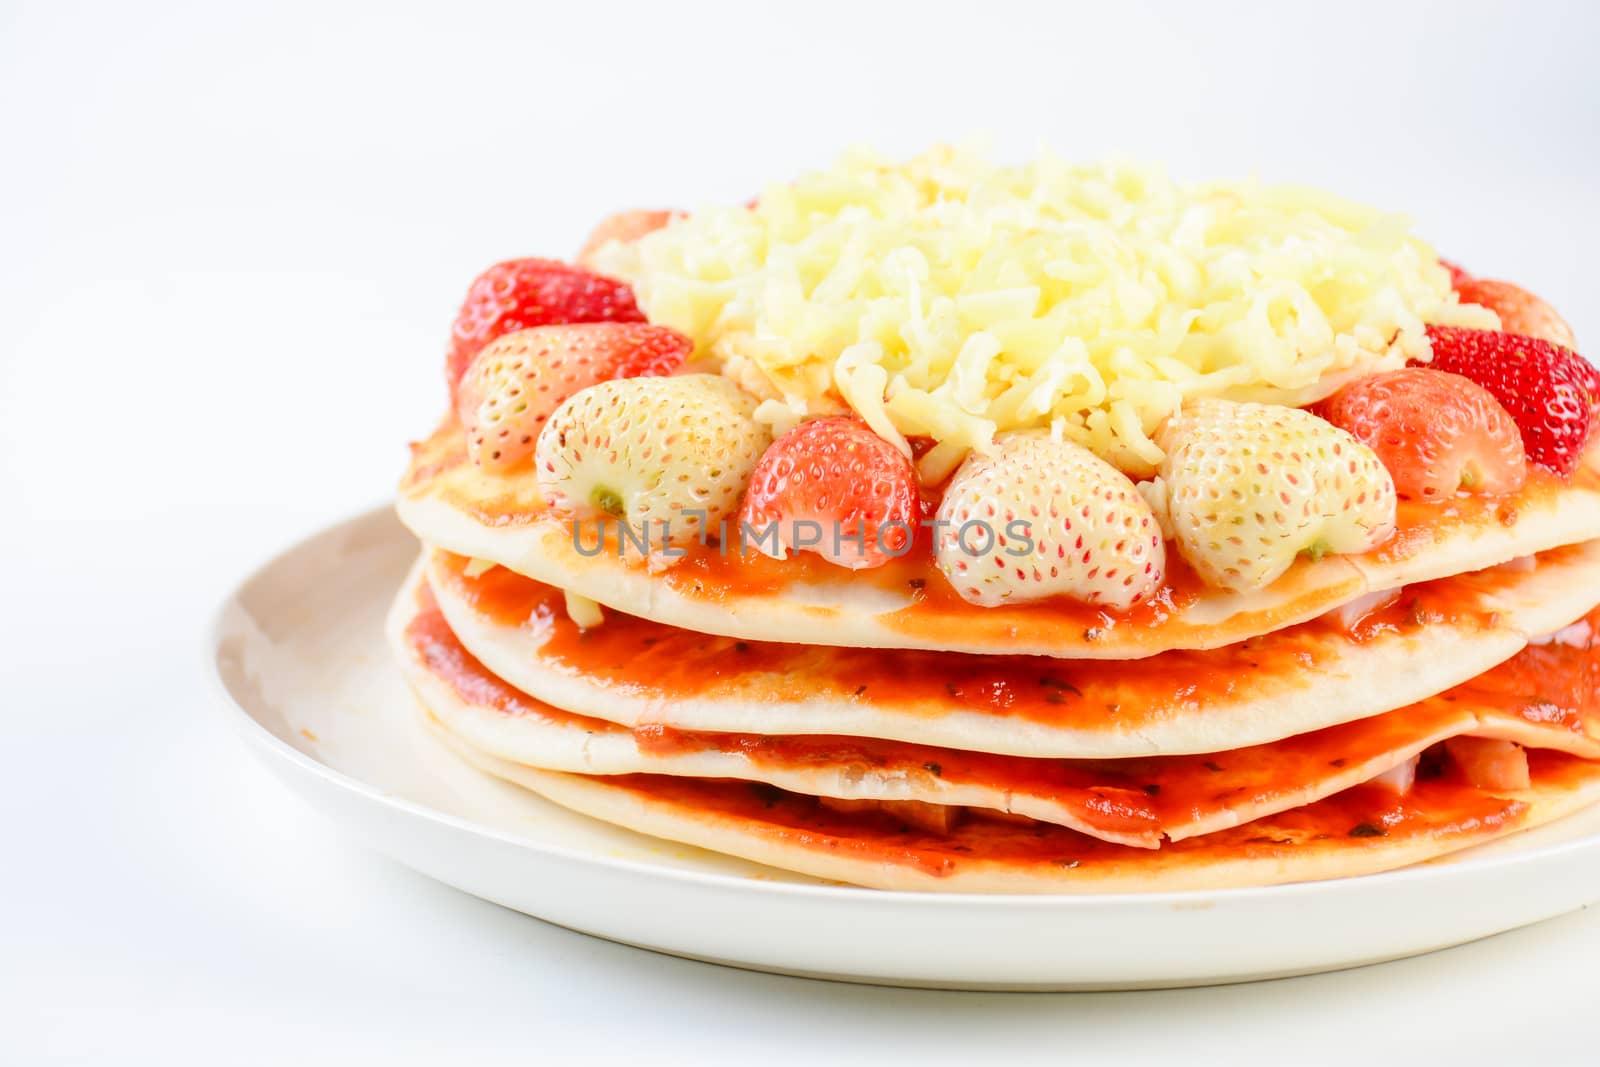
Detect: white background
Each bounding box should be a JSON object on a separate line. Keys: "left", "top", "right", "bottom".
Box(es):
{"left": 4, "top": 1, "right": 1599, "bottom": 1062}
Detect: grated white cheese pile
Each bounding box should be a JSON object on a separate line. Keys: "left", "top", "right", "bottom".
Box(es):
{"left": 595, "top": 145, "right": 1499, "bottom": 480}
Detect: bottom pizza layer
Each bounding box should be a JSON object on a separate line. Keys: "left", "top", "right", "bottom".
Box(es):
{"left": 426, "top": 717, "right": 1600, "bottom": 893}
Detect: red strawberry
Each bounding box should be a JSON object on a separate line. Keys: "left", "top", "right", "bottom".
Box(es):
{"left": 577, "top": 209, "right": 681, "bottom": 266}
{"left": 457, "top": 323, "right": 690, "bottom": 472}
{"left": 739, "top": 417, "right": 919, "bottom": 570}
{"left": 1319, "top": 368, "right": 1526, "bottom": 500}
{"left": 446, "top": 258, "right": 645, "bottom": 393}
{"left": 1439, "top": 257, "right": 1473, "bottom": 290}
{"left": 1417, "top": 326, "right": 1598, "bottom": 477}
{"left": 1454, "top": 278, "right": 1578, "bottom": 350}
{"left": 1575, "top": 358, "right": 1600, "bottom": 424}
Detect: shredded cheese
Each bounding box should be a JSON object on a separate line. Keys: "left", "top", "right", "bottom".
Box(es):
{"left": 562, "top": 589, "right": 605, "bottom": 630}
{"left": 596, "top": 145, "right": 1500, "bottom": 476}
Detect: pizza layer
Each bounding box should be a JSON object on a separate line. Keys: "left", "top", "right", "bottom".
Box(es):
{"left": 397, "top": 422, "right": 1600, "bottom": 661}
{"left": 420, "top": 541, "right": 1600, "bottom": 757}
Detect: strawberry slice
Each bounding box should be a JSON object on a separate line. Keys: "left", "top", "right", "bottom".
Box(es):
{"left": 577, "top": 209, "right": 681, "bottom": 266}
{"left": 739, "top": 417, "right": 920, "bottom": 570}
{"left": 457, "top": 323, "right": 690, "bottom": 472}
{"left": 1417, "top": 327, "right": 1598, "bottom": 477}
{"left": 1438, "top": 257, "right": 1473, "bottom": 290}
{"left": 1454, "top": 277, "right": 1577, "bottom": 350}
{"left": 1319, "top": 368, "right": 1526, "bottom": 500}
{"left": 446, "top": 258, "right": 645, "bottom": 394}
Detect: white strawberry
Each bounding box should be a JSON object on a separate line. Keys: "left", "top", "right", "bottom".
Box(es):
{"left": 457, "top": 323, "right": 690, "bottom": 472}
{"left": 1155, "top": 398, "right": 1397, "bottom": 591}
{"left": 535, "top": 374, "right": 770, "bottom": 549}
{"left": 934, "top": 431, "right": 1166, "bottom": 609}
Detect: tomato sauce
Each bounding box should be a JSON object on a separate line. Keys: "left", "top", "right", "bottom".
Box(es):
{"left": 403, "top": 420, "right": 1598, "bottom": 634}
{"left": 1369, "top": 467, "right": 1599, "bottom": 565}
{"left": 1449, "top": 606, "right": 1600, "bottom": 739}
{"left": 404, "top": 583, "right": 627, "bottom": 735}
{"left": 649, "top": 528, "right": 1213, "bottom": 643}
{"left": 408, "top": 568, "right": 1600, "bottom": 845}
{"left": 585, "top": 761, "right": 1558, "bottom": 877}
{"left": 431, "top": 549, "right": 1503, "bottom": 732}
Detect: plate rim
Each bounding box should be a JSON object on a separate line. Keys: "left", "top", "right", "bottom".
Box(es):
{"left": 206, "top": 502, "right": 1600, "bottom": 912}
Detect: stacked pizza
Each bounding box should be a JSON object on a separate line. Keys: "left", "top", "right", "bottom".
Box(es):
{"left": 390, "top": 152, "right": 1600, "bottom": 891}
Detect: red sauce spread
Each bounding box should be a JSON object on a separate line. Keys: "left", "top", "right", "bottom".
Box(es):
{"left": 404, "top": 419, "right": 1598, "bottom": 630}
{"left": 410, "top": 566, "right": 1600, "bottom": 845}
{"left": 1449, "top": 606, "right": 1600, "bottom": 738}
{"left": 589, "top": 761, "right": 1557, "bottom": 877}
{"left": 1369, "top": 467, "right": 1599, "bottom": 565}
{"left": 404, "top": 584, "right": 625, "bottom": 735}
{"left": 431, "top": 550, "right": 1500, "bottom": 731}
{"left": 633, "top": 724, "right": 1163, "bottom": 837}
{"left": 652, "top": 530, "right": 1212, "bottom": 644}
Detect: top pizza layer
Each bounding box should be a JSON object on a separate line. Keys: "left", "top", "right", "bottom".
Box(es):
{"left": 412, "top": 146, "right": 1598, "bottom": 651}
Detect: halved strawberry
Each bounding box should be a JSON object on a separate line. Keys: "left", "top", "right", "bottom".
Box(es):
{"left": 457, "top": 323, "right": 690, "bottom": 472}
{"left": 1454, "top": 278, "right": 1577, "bottom": 350}
{"left": 1438, "top": 257, "right": 1473, "bottom": 290}
{"left": 577, "top": 210, "right": 681, "bottom": 266}
{"left": 1417, "top": 326, "right": 1598, "bottom": 477}
{"left": 739, "top": 417, "right": 920, "bottom": 570}
{"left": 446, "top": 258, "right": 645, "bottom": 393}
{"left": 1318, "top": 368, "right": 1526, "bottom": 500}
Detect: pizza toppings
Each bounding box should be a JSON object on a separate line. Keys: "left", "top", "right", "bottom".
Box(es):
{"left": 457, "top": 323, "right": 691, "bottom": 472}
{"left": 933, "top": 431, "right": 1165, "bottom": 609}
{"left": 446, "top": 258, "right": 646, "bottom": 394}
{"left": 1155, "top": 399, "right": 1398, "bottom": 592}
{"left": 535, "top": 374, "right": 770, "bottom": 551}
{"left": 1454, "top": 277, "right": 1577, "bottom": 351}
{"left": 1369, "top": 754, "right": 1419, "bottom": 796}
{"left": 1528, "top": 620, "right": 1594, "bottom": 648}
{"left": 562, "top": 589, "right": 606, "bottom": 630}
{"left": 592, "top": 148, "right": 1502, "bottom": 470}
{"left": 738, "top": 417, "right": 921, "bottom": 570}
{"left": 818, "top": 797, "right": 959, "bottom": 835}
{"left": 577, "top": 210, "right": 682, "bottom": 267}
{"left": 432, "top": 232, "right": 1589, "bottom": 608}
{"left": 1418, "top": 326, "right": 1598, "bottom": 477}
{"left": 1326, "top": 587, "right": 1404, "bottom": 634}
{"left": 1319, "top": 368, "right": 1527, "bottom": 501}
{"left": 1445, "top": 737, "right": 1531, "bottom": 792}
{"left": 1438, "top": 257, "right": 1474, "bottom": 290}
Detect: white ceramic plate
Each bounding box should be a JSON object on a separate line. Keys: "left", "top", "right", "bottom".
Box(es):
{"left": 210, "top": 506, "right": 1600, "bottom": 990}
